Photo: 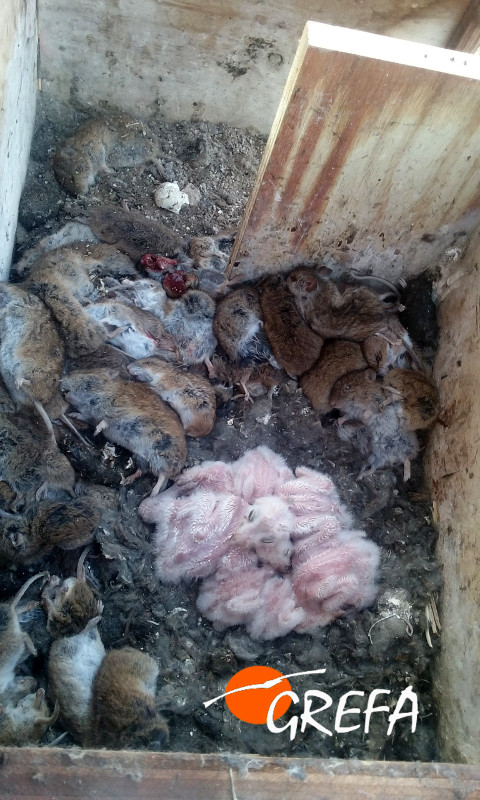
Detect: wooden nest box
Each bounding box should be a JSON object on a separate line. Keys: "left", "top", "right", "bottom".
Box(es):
{"left": 2, "top": 18, "right": 480, "bottom": 799}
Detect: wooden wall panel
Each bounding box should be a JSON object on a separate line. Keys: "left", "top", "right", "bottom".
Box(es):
{"left": 1, "top": 748, "right": 480, "bottom": 799}
{"left": 228, "top": 23, "right": 480, "bottom": 281}
{"left": 37, "top": 0, "right": 471, "bottom": 135}
{"left": 425, "top": 225, "right": 480, "bottom": 763}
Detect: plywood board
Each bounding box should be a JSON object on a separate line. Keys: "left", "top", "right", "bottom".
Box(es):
{"left": 447, "top": 0, "right": 480, "bottom": 52}
{"left": 1, "top": 748, "right": 480, "bottom": 799}
{"left": 425, "top": 227, "right": 480, "bottom": 764}
{"left": 228, "top": 23, "right": 480, "bottom": 282}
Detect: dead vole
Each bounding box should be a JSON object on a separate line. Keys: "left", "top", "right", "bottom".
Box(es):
{"left": 382, "top": 368, "right": 440, "bottom": 430}
{"left": 128, "top": 357, "right": 216, "bottom": 437}
{"left": 259, "top": 274, "right": 324, "bottom": 377}
{"left": 0, "top": 412, "right": 75, "bottom": 510}
{"left": 0, "top": 283, "right": 65, "bottom": 441}
{"left": 24, "top": 244, "right": 139, "bottom": 359}
{"left": 88, "top": 204, "right": 182, "bottom": 260}
{"left": 0, "top": 493, "right": 101, "bottom": 566}
{"left": 359, "top": 403, "right": 420, "bottom": 482}
{"left": 211, "top": 354, "right": 283, "bottom": 402}
{"left": 85, "top": 300, "right": 179, "bottom": 361}
{"left": 300, "top": 340, "right": 367, "bottom": 414}
{"left": 0, "top": 572, "right": 48, "bottom": 696}
{"left": 47, "top": 615, "right": 105, "bottom": 743}
{"left": 329, "top": 368, "right": 389, "bottom": 424}
{"left": 42, "top": 548, "right": 104, "bottom": 638}
{"left": 53, "top": 114, "right": 159, "bottom": 195}
{"left": 44, "top": 548, "right": 105, "bottom": 742}
{"left": 188, "top": 229, "right": 236, "bottom": 271}
{"left": 0, "top": 687, "right": 59, "bottom": 746}
{"left": 88, "top": 647, "right": 169, "bottom": 750}
{"left": 214, "top": 284, "right": 276, "bottom": 367}
{"left": 61, "top": 368, "right": 187, "bottom": 495}
{"left": 286, "top": 266, "right": 397, "bottom": 341}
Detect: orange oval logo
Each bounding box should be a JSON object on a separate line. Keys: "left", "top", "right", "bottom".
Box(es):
{"left": 225, "top": 666, "right": 293, "bottom": 725}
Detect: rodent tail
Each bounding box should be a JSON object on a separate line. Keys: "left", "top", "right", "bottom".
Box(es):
{"left": 12, "top": 572, "right": 49, "bottom": 611}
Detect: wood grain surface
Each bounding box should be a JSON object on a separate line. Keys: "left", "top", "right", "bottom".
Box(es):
{"left": 228, "top": 22, "right": 480, "bottom": 282}
{"left": 1, "top": 748, "right": 480, "bottom": 800}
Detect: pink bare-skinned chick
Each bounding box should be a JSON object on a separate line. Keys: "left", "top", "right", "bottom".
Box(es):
{"left": 139, "top": 487, "right": 247, "bottom": 582}
{"left": 231, "top": 446, "right": 294, "bottom": 503}
{"left": 233, "top": 496, "right": 294, "bottom": 571}
{"left": 293, "top": 531, "right": 380, "bottom": 632}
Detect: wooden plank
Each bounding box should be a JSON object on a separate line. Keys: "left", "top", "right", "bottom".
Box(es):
{"left": 425, "top": 226, "right": 480, "bottom": 763}
{"left": 1, "top": 748, "right": 480, "bottom": 800}
{"left": 447, "top": 0, "right": 480, "bottom": 52}
{"left": 228, "top": 22, "right": 480, "bottom": 282}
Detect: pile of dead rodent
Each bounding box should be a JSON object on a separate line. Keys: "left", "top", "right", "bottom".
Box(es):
{"left": 0, "top": 554, "right": 168, "bottom": 749}
{"left": 0, "top": 112, "right": 440, "bottom": 750}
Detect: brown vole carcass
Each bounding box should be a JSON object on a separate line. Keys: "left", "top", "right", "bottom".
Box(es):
{"left": 25, "top": 243, "right": 138, "bottom": 298}
{"left": 0, "top": 491, "right": 103, "bottom": 566}
{"left": 361, "top": 332, "right": 410, "bottom": 375}
{"left": 214, "top": 284, "right": 277, "bottom": 366}
{"left": 87, "top": 647, "right": 169, "bottom": 750}
{"left": 286, "top": 266, "right": 398, "bottom": 341}
{"left": 382, "top": 368, "right": 440, "bottom": 430}
{"left": 210, "top": 354, "right": 284, "bottom": 401}
{"left": 329, "top": 368, "right": 389, "bottom": 424}
{"left": 259, "top": 274, "right": 324, "bottom": 377}
{"left": 13, "top": 220, "right": 100, "bottom": 278}
{"left": 0, "top": 687, "right": 59, "bottom": 746}
{"left": 88, "top": 204, "right": 182, "bottom": 260}
{"left": 53, "top": 114, "right": 159, "bottom": 195}
{"left": 42, "top": 548, "right": 103, "bottom": 639}
{"left": 127, "top": 358, "right": 216, "bottom": 437}
{"left": 213, "top": 284, "right": 279, "bottom": 400}
{"left": 0, "top": 412, "right": 75, "bottom": 510}
{"left": 0, "top": 572, "right": 48, "bottom": 697}
{"left": 60, "top": 368, "right": 187, "bottom": 495}
{"left": 300, "top": 340, "right": 367, "bottom": 414}
{"left": 0, "top": 283, "right": 65, "bottom": 440}
{"left": 188, "top": 229, "right": 236, "bottom": 270}
{"left": 24, "top": 244, "right": 139, "bottom": 359}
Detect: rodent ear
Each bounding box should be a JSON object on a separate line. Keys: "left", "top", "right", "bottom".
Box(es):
{"left": 304, "top": 277, "right": 318, "bottom": 292}
{"left": 104, "top": 368, "right": 121, "bottom": 381}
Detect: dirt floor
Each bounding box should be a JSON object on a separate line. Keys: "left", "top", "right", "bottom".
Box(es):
{"left": 2, "top": 93, "right": 441, "bottom": 760}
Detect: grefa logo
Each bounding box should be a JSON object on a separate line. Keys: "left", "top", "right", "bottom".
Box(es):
{"left": 204, "top": 666, "right": 418, "bottom": 741}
